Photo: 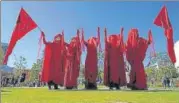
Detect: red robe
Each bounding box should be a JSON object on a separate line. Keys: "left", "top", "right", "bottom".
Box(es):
{"left": 134, "top": 37, "right": 149, "bottom": 89}
{"left": 64, "top": 43, "right": 74, "bottom": 87}
{"left": 64, "top": 32, "right": 81, "bottom": 87}
{"left": 41, "top": 41, "right": 54, "bottom": 83}
{"left": 118, "top": 33, "right": 127, "bottom": 86}
{"left": 41, "top": 33, "right": 64, "bottom": 85}
{"left": 104, "top": 31, "right": 110, "bottom": 86}
{"left": 126, "top": 29, "right": 139, "bottom": 85}
{"left": 84, "top": 37, "right": 99, "bottom": 84}
{"left": 82, "top": 28, "right": 100, "bottom": 85}
{"left": 53, "top": 35, "right": 65, "bottom": 86}
{"left": 126, "top": 29, "right": 150, "bottom": 89}
{"left": 104, "top": 31, "right": 126, "bottom": 86}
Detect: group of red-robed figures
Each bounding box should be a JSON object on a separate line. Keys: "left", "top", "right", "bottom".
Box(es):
{"left": 39, "top": 27, "right": 153, "bottom": 90}
{"left": 2, "top": 6, "right": 174, "bottom": 90}
{"left": 104, "top": 28, "right": 153, "bottom": 90}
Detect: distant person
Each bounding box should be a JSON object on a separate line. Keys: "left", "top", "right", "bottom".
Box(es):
{"left": 151, "top": 78, "right": 155, "bottom": 87}
{"left": 20, "top": 73, "right": 26, "bottom": 83}
{"left": 33, "top": 81, "right": 36, "bottom": 87}
{"left": 166, "top": 78, "right": 170, "bottom": 88}
{"left": 11, "top": 77, "right": 15, "bottom": 86}
{"left": 162, "top": 77, "right": 167, "bottom": 89}
{"left": 170, "top": 79, "right": 174, "bottom": 88}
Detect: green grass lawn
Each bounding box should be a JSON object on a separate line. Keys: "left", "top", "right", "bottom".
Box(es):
{"left": 2, "top": 87, "right": 179, "bottom": 103}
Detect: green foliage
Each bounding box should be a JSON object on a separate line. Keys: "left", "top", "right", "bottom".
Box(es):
{"left": 13, "top": 56, "right": 27, "bottom": 70}
{"left": 145, "top": 52, "right": 179, "bottom": 87}
{"left": 145, "top": 66, "right": 179, "bottom": 83}
{"left": 30, "top": 59, "right": 42, "bottom": 81}
{"left": 13, "top": 56, "right": 27, "bottom": 78}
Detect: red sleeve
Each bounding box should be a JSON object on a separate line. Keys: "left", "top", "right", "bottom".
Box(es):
{"left": 82, "top": 28, "right": 88, "bottom": 47}
{"left": 42, "top": 32, "right": 47, "bottom": 45}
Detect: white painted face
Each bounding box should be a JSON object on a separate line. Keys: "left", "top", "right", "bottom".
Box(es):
{"left": 174, "top": 41, "right": 179, "bottom": 72}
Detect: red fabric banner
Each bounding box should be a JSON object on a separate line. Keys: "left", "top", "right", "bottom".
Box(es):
{"left": 3, "top": 8, "right": 37, "bottom": 65}
{"left": 154, "top": 5, "right": 176, "bottom": 64}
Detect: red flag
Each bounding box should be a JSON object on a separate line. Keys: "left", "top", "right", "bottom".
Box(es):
{"left": 3, "top": 8, "right": 37, "bottom": 65}
{"left": 154, "top": 6, "right": 171, "bottom": 29}
{"left": 154, "top": 5, "right": 176, "bottom": 64}
{"left": 165, "top": 27, "right": 176, "bottom": 63}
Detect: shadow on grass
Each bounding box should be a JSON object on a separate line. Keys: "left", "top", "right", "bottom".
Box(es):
{"left": 2, "top": 90, "right": 12, "bottom": 92}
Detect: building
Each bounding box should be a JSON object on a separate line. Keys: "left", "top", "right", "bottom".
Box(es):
{"left": 146, "top": 52, "right": 172, "bottom": 69}
{"left": 0, "top": 43, "right": 14, "bottom": 74}
{"left": 1, "top": 42, "right": 8, "bottom": 55}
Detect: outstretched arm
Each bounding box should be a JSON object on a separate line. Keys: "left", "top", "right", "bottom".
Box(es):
{"left": 77, "top": 29, "right": 81, "bottom": 48}
{"left": 41, "top": 31, "right": 47, "bottom": 44}
{"left": 148, "top": 29, "right": 156, "bottom": 57}
{"left": 148, "top": 29, "right": 153, "bottom": 45}
{"left": 104, "top": 28, "right": 108, "bottom": 48}
{"left": 117, "top": 27, "right": 124, "bottom": 47}
{"left": 81, "top": 28, "right": 88, "bottom": 46}
{"left": 97, "top": 27, "right": 102, "bottom": 51}
{"left": 77, "top": 29, "right": 82, "bottom": 64}
{"left": 61, "top": 30, "right": 65, "bottom": 50}
{"left": 119, "top": 27, "right": 126, "bottom": 52}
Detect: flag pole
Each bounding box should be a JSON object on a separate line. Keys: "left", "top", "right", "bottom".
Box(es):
{"left": 36, "top": 26, "right": 43, "bottom": 60}
{"left": 37, "top": 26, "right": 42, "bottom": 32}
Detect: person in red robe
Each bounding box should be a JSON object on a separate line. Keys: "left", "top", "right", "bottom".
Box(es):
{"left": 126, "top": 29, "right": 139, "bottom": 89}
{"left": 103, "top": 28, "right": 126, "bottom": 90}
{"left": 41, "top": 32, "right": 64, "bottom": 90}
{"left": 126, "top": 29, "right": 152, "bottom": 90}
{"left": 64, "top": 30, "right": 82, "bottom": 89}
{"left": 82, "top": 27, "right": 101, "bottom": 89}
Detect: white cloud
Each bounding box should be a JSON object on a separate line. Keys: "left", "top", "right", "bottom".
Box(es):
{"left": 174, "top": 40, "right": 179, "bottom": 72}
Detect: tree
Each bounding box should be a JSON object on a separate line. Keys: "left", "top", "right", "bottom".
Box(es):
{"left": 97, "top": 50, "right": 104, "bottom": 71}
{"left": 145, "top": 52, "right": 179, "bottom": 87}
{"left": 14, "top": 56, "right": 27, "bottom": 70}
{"left": 30, "top": 59, "right": 42, "bottom": 81}
{"left": 13, "top": 56, "right": 27, "bottom": 78}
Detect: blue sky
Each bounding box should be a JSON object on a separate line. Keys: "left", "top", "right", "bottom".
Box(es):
{"left": 1, "top": 1, "right": 179, "bottom": 68}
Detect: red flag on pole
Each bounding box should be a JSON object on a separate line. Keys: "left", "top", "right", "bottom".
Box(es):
{"left": 154, "top": 5, "right": 176, "bottom": 64}
{"left": 3, "top": 8, "right": 37, "bottom": 65}
{"left": 154, "top": 6, "right": 171, "bottom": 29}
